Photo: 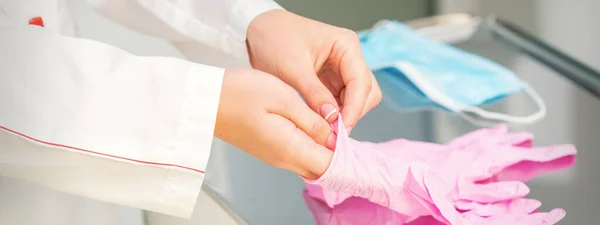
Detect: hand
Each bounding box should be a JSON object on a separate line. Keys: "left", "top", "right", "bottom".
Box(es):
{"left": 214, "top": 68, "right": 334, "bottom": 179}
{"left": 246, "top": 9, "right": 382, "bottom": 131}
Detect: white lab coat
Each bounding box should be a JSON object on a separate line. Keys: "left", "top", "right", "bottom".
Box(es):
{"left": 0, "top": 0, "right": 281, "bottom": 224}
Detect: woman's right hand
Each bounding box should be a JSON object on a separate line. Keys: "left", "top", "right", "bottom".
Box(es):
{"left": 215, "top": 68, "right": 335, "bottom": 179}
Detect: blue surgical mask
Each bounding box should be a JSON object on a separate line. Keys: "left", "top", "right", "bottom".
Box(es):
{"left": 359, "top": 20, "right": 546, "bottom": 126}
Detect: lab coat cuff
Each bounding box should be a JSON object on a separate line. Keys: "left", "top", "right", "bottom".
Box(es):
{"left": 161, "top": 64, "right": 224, "bottom": 217}
{"left": 227, "top": 1, "right": 283, "bottom": 59}
{"left": 176, "top": 64, "right": 224, "bottom": 174}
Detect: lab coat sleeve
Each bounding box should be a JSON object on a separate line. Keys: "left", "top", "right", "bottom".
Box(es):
{"left": 88, "top": 0, "right": 283, "bottom": 63}
{"left": 0, "top": 25, "right": 222, "bottom": 218}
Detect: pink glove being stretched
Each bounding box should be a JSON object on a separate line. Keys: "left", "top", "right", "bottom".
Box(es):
{"left": 303, "top": 117, "right": 576, "bottom": 224}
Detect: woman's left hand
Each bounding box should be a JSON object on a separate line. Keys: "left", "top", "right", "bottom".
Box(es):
{"left": 246, "top": 9, "right": 382, "bottom": 133}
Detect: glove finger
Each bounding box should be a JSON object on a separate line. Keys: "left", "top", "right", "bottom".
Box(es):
{"left": 491, "top": 132, "right": 534, "bottom": 147}
{"left": 462, "top": 205, "right": 565, "bottom": 225}
{"left": 462, "top": 198, "right": 541, "bottom": 217}
{"left": 457, "top": 181, "right": 530, "bottom": 203}
{"left": 494, "top": 144, "right": 577, "bottom": 167}
{"left": 447, "top": 125, "right": 508, "bottom": 148}
{"left": 506, "top": 198, "right": 542, "bottom": 214}
{"left": 455, "top": 198, "right": 536, "bottom": 211}
{"left": 404, "top": 166, "right": 442, "bottom": 217}
{"left": 542, "top": 208, "right": 567, "bottom": 224}
{"left": 462, "top": 203, "right": 562, "bottom": 225}
{"left": 454, "top": 199, "right": 479, "bottom": 211}
{"left": 456, "top": 130, "right": 531, "bottom": 150}
{"left": 468, "top": 144, "right": 577, "bottom": 181}
{"left": 404, "top": 168, "right": 455, "bottom": 225}
{"left": 485, "top": 144, "right": 577, "bottom": 182}
{"left": 423, "top": 172, "right": 469, "bottom": 225}
{"left": 519, "top": 209, "right": 566, "bottom": 225}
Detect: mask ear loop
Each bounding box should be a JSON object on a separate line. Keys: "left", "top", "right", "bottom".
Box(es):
{"left": 373, "top": 59, "right": 546, "bottom": 128}
{"left": 457, "top": 82, "right": 546, "bottom": 127}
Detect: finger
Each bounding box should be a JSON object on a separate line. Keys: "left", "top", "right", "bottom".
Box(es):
{"left": 358, "top": 74, "right": 383, "bottom": 120}
{"left": 279, "top": 61, "right": 340, "bottom": 123}
{"left": 318, "top": 69, "right": 346, "bottom": 102}
{"left": 274, "top": 91, "right": 337, "bottom": 149}
{"left": 337, "top": 41, "right": 372, "bottom": 129}
{"left": 288, "top": 126, "right": 335, "bottom": 178}
{"left": 266, "top": 115, "right": 333, "bottom": 178}
{"left": 339, "top": 87, "right": 346, "bottom": 105}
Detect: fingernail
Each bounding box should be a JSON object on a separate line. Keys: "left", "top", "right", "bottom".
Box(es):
{"left": 320, "top": 103, "right": 337, "bottom": 121}
{"left": 326, "top": 133, "right": 337, "bottom": 150}
{"left": 346, "top": 127, "right": 353, "bottom": 135}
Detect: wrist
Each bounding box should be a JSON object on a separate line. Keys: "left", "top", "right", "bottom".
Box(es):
{"left": 235, "top": 1, "right": 284, "bottom": 35}
{"left": 214, "top": 68, "right": 238, "bottom": 140}
{"left": 246, "top": 9, "right": 288, "bottom": 68}
{"left": 247, "top": 9, "right": 286, "bottom": 38}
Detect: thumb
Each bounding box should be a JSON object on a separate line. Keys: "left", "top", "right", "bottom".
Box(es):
{"left": 266, "top": 114, "right": 333, "bottom": 179}
{"left": 280, "top": 63, "right": 340, "bottom": 123}
{"left": 289, "top": 128, "right": 334, "bottom": 179}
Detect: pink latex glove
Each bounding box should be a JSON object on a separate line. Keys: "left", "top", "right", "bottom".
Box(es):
{"left": 303, "top": 190, "right": 411, "bottom": 225}
{"left": 304, "top": 117, "right": 576, "bottom": 224}
{"left": 303, "top": 189, "right": 565, "bottom": 225}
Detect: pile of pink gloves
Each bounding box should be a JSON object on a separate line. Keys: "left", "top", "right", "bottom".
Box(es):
{"left": 302, "top": 118, "right": 576, "bottom": 225}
